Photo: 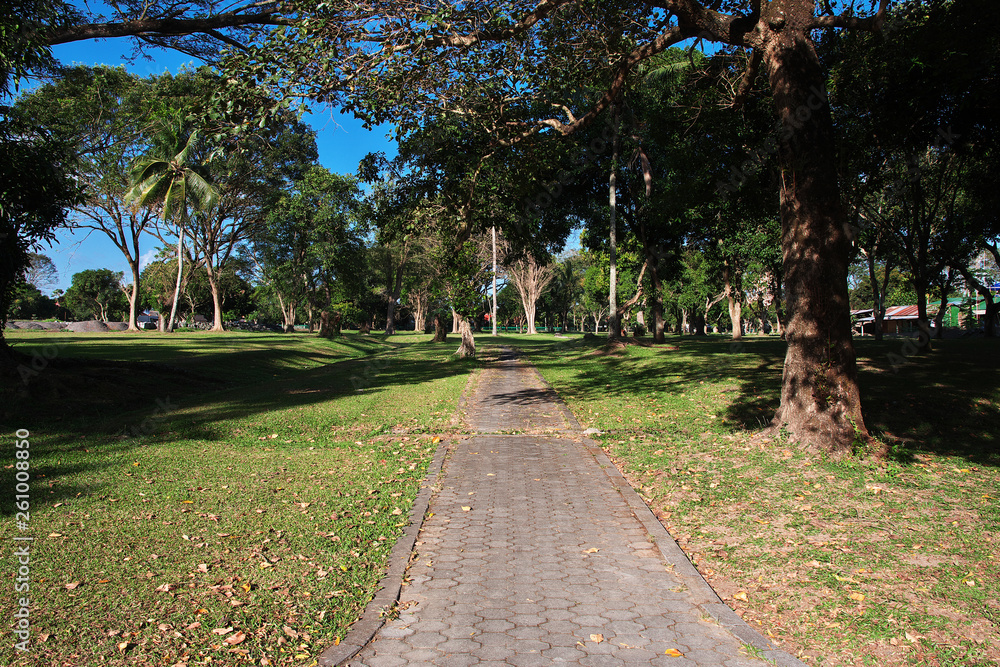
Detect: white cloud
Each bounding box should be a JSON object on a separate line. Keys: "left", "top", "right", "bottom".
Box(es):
{"left": 138, "top": 248, "right": 159, "bottom": 272}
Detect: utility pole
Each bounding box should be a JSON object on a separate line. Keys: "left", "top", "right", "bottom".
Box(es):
{"left": 492, "top": 225, "right": 498, "bottom": 336}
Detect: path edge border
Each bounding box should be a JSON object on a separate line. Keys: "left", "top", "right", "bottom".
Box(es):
{"left": 316, "top": 352, "right": 483, "bottom": 665}
{"left": 510, "top": 344, "right": 808, "bottom": 667}
{"left": 315, "top": 440, "right": 447, "bottom": 666}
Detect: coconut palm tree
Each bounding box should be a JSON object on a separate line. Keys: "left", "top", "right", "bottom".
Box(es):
{"left": 126, "top": 115, "right": 217, "bottom": 332}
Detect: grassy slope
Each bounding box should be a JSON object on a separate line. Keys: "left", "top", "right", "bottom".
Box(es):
{"left": 1, "top": 331, "right": 475, "bottom": 667}
{"left": 503, "top": 333, "right": 999, "bottom": 667}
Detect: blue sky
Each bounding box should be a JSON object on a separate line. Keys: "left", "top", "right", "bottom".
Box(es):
{"left": 36, "top": 40, "right": 398, "bottom": 293}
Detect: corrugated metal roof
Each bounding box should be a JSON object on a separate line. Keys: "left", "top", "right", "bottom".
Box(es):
{"left": 885, "top": 305, "right": 919, "bottom": 319}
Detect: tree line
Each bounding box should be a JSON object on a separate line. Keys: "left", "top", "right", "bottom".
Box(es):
{"left": 3, "top": 0, "right": 998, "bottom": 455}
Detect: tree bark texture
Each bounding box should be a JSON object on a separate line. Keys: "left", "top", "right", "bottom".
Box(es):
{"left": 319, "top": 310, "right": 342, "bottom": 338}
{"left": 433, "top": 313, "right": 448, "bottom": 342}
{"left": 761, "top": 2, "right": 868, "bottom": 453}
{"left": 456, "top": 317, "right": 475, "bottom": 357}
{"left": 723, "top": 257, "right": 743, "bottom": 340}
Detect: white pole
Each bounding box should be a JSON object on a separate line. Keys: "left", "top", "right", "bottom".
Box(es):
{"left": 492, "top": 225, "right": 498, "bottom": 336}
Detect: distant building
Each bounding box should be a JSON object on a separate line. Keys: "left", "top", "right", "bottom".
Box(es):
{"left": 851, "top": 298, "right": 992, "bottom": 336}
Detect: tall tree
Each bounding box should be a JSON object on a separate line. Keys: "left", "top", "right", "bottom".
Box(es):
{"left": 0, "top": 106, "right": 82, "bottom": 356}
{"left": 63, "top": 268, "right": 126, "bottom": 322}
{"left": 253, "top": 166, "right": 363, "bottom": 334}
{"left": 503, "top": 244, "right": 556, "bottom": 335}
{"left": 15, "top": 65, "right": 162, "bottom": 330}
{"left": 25, "top": 252, "right": 57, "bottom": 292}
{"left": 126, "top": 113, "right": 218, "bottom": 332}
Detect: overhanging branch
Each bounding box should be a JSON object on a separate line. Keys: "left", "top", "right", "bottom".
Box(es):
{"left": 45, "top": 11, "right": 291, "bottom": 45}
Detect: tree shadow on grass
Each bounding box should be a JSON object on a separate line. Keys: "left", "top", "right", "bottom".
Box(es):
{"left": 852, "top": 338, "right": 1000, "bottom": 466}
{"left": 518, "top": 334, "right": 999, "bottom": 467}
{"left": 0, "top": 338, "right": 473, "bottom": 515}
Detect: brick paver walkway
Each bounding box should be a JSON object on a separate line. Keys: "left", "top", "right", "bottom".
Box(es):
{"left": 348, "top": 348, "right": 782, "bottom": 666}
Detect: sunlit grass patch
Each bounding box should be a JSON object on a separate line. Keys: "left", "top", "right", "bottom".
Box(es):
{"left": 1, "top": 332, "right": 474, "bottom": 666}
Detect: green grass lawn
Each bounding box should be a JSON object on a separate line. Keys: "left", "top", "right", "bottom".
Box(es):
{"left": 3, "top": 329, "right": 997, "bottom": 666}
{"left": 1, "top": 330, "right": 476, "bottom": 666}
{"left": 499, "top": 332, "right": 999, "bottom": 667}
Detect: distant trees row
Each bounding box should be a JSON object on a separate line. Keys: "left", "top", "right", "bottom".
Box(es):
{"left": 4, "top": 0, "right": 998, "bottom": 455}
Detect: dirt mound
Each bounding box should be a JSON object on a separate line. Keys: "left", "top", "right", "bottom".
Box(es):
{"left": 65, "top": 320, "right": 111, "bottom": 333}
{"left": 5, "top": 322, "right": 19, "bottom": 329}
{"left": 37, "top": 322, "right": 68, "bottom": 330}
{"left": 17, "top": 322, "right": 43, "bottom": 330}
{"left": 106, "top": 322, "right": 129, "bottom": 331}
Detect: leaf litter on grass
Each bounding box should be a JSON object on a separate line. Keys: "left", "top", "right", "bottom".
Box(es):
{"left": 514, "top": 335, "right": 1000, "bottom": 667}
{"left": 0, "top": 334, "right": 475, "bottom": 667}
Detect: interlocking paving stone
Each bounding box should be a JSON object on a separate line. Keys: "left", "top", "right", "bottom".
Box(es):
{"left": 348, "top": 349, "right": 781, "bottom": 666}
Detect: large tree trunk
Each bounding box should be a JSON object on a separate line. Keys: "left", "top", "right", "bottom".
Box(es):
{"left": 760, "top": 3, "right": 868, "bottom": 454}
{"left": 451, "top": 308, "right": 461, "bottom": 333}
{"left": 723, "top": 257, "right": 742, "bottom": 340}
{"left": 693, "top": 314, "right": 706, "bottom": 336}
{"left": 433, "top": 313, "right": 448, "bottom": 342}
{"left": 525, "top": 298, "right": 537, "bottom": 334}
{"left": 455, "top": 317, "right": 475, "bottom": 357}
{"left": 279, "top": 297, "right": 296, "bottom": 333}
{"left": 385, "top": 299, "right": 398, "bottom": 335}
{"left": 728, "top": 297, "right": 742, "bottom": 339}
{"left": 319, "top": 310, "right": 341, "bottom": 338}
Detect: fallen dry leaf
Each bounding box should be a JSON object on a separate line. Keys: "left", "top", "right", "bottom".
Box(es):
{"left": 461, "top": 506, "right": 471, "bottom": 512}
{"left": 64, "top": 582, "right": 80, "bottom": 590}
{"left": 849, "top": 592, "right": 866, "bottom": 602}
{"left": 733, "top": 591, "right": 749, "bottom": 602}
{"left": 212, "top": 627, "right": 234, "bottom": 635}
{"left": 583, "top": 548, "right": 600, "bottom": 554}
{"left": 664, "top": 648, "right": 684, "bottom": 657}
{"left": 224, "top": 631, "right": 246, "bottom": 646}
{"left": 590, "top": 633, "right": 604, "bottom": 644}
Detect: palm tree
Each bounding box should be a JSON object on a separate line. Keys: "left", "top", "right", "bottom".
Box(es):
{"left": 126, "top": 115, "right": 217, "bottom": 332}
